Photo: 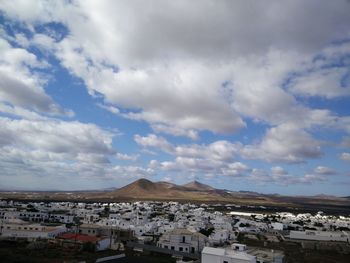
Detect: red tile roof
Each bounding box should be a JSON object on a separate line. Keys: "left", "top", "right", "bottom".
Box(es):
{"left": 58, "top": 233, "right": 105, "bottom": 242}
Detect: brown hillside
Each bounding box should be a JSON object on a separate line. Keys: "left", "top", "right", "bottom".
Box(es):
{"left": 182, "top": 180, "right": 215, "bottom": 191}
{"left": 103, "top": 178, "right": 227, "bottom": 201}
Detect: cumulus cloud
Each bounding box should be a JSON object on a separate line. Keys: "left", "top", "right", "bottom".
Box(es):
{"left": 241, "top": 124, "right": 322, "bottom": 163}
{"left": 0, "top": 116, "right": 153, "bottom": 187}
{"left": 289, "top": 67, "right": 350, "bottom": 98}
{"left": 135, "top": 134, "right": 241, "bottom": 161}
{"left": 136, "top": 133, "right": 326, "bottom": 184}
{"left": 0, "top": 0, "right": 349, "bottom": 189}
{"left": 2, "top": 0, "right": 349, "bottom": 136}
{"left": 0, "top": 38, "right": 72, "bottom": 116}
{"left": 151, "top": 124, "right": 199, "bottom": 140}
{"left": 313, "top": 166, "right": 337, "bottom": 175}
{"left": 287, "top": 41, "right": 350, "bottom": 99}
{"left": 0, "top": 117, "right": 115, "bottom": 158}
{"left": 0, "top": 116, "right": 120, "bottom": 177}
{"left": 115, "top": 153, "right": 139, "bottom": 161}
{"left": 249, "top": 169, "right": 326, "bottom": 185}
{"left": 136, "top": 134, "right": 246, "bottom": 176}
{"left": 134, "top": 134, "right": 174, "bottom": 153}
{"left": 340, "top": 152, "right": 350, "bottom": 162}
{"left": 340, "top": 137, "right": 350, "bottom": 148}
{"left": 271, "top": 166, "right": 288, "bottom": 176}
{"left": 221, "top": 162, "right": 250, "bottom": 177}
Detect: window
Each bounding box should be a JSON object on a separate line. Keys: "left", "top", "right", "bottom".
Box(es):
{"left": 179, "top": 247, "right": 183, "bottom": 251}
{"left": 171, "top": 246, "right": 174, "bottom": 250}
{"left": 224, "top": 261, "right": 228, "bottom": 263}
{"left": 182, "top": 236, "right": 186, "bottom": 243}
{"left": 164, "top": 245, "right": 168, "bottom": 249}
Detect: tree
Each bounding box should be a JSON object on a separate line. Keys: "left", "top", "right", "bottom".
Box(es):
{"left": 199, "top": 228, "right": 214, "bottom": 237}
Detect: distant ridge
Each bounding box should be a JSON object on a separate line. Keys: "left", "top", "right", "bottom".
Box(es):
{"left": 1, "top": 179, "right": 350, "bottom": 216}
{"left": 182, "top": 180, "right": 215, "bottom": 191}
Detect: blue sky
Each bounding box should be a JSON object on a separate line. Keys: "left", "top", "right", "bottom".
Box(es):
{"left": 0, "top": 0, "right": 349, "bottom": 196}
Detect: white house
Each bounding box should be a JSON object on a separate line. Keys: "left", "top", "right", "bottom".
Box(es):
{"left": 49, "top": 214, "right": 75, "bottom": 224}
{"left": 157, "top": 228, "right": 208, "bottom": 254}
{"left": 270, "top": 222, "right": 284, "bottom": 231}
{"left": 209, "top": 229, "right": 236, "bottom": 245}
{"left": 202, "top": 244, "right": 256, "bottom": 263}
{"left": 1, "top": 222, "right": 66, "bottom": 240}
{"left": 289, "top": 230, "right": 349, "bottom": 242}
{"left": 2, "top": 211, "right": 48, "bottom": 222}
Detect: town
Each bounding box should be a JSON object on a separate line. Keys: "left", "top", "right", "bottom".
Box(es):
{"left": 1, "top": 199, "right": 349, "bottom": 262}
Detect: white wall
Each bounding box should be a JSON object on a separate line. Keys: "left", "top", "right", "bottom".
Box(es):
{"left": 97, "top": 237, "right": 110, "bottom": 251}
{"left": 290, "top": 231, "right": 349, "bottom": 242}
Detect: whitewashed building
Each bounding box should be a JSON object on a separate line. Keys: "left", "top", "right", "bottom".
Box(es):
{"left": 202, "top": 244, "right": 256, "bottom": 263}
{"left": 270, "top": 222, "right": 284, "bottom": 231}
{"left": 1, "top": 222, "right": 66, "bottom": 240}
{"left": 209, "top": 229, "right": 236, "bottom": 244}
{"left": 157, "top": 228, "right": 208, "bottom": 253}
{"left": 289, "top": 230, "right": 349, "bottom": 242}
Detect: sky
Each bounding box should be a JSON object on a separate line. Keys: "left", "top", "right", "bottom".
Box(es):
{"left": 0, "top": 0, "right": 349, "bottom": 196}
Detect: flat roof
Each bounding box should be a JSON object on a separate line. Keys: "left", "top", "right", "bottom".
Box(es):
{"left": 202, "top": 247, "right": 256, "bottom": 260}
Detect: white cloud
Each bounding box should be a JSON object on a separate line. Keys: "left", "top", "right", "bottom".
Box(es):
{"left": 242, "top": 124, "right": 322, "bottom": 163}
{"left": 340, "top": 137, "right": 350, "bottom": 148}
{"left": 138, "top": 134, "right": 247, "bottom": 177}
{"left": 115, "top": 153, "right": 139, "bottom": 161}
{"left": 134, "top": 134, "right": 174, "bottom": 153}
{"left": 135, "top": 134, "right": 241, "bottom": 162}
{"left": 271, "top": 166, "right": 288, "bottom": 176}
{"left": 2, "top": 0, "right": 350, "bottom": 57}
{"left": 0, "top": 117, "right": 115, "bottom": 159}
{"left": 97, "top": 103, "right": 120, "bottom": 114}
{"left": 289, "top": 67, "right": 350, "bottom": 98}
{"left": 340, "top": 152, "right": 350, "bottom": 162}
{"left": 2, "top": 0, "right": 349, "bottom": 136}
{"left": 313, "top": 166, "right": 337, "bottom": 175}
{"left": 0, "top": 103, "right": 48, "bottom": 121}
{"left": 221, "top": 162, "right": 250, "bottom": 177}
{"left": 0, "top": 38, "right": 73, "bottom": 116}
{"left": 0, "top": 115, "right": 154, "bottom": 187}
{"left": 0, "top": 0, "right": 349, "bottom": 189}
{"left": 298, "top": 174, "right": 326, "bottom": 184}
{"left": 287, "top": 41, "right": 350, "bottom": 99}
{"left": 151, "top": 124, "right": 199, "bottom": 140}
{"left": 249, "top": 169, "right": 326, "bottom": 185}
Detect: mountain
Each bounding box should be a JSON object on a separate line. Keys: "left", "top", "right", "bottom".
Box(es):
{"left": 101, "top": 178, "right": 227, "bottom": 201}
{"left": 111, "top": 178, "right": 175, "bottom": 197}
{"left": 182, "top": 180, "right": 215, "bottom": 191}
